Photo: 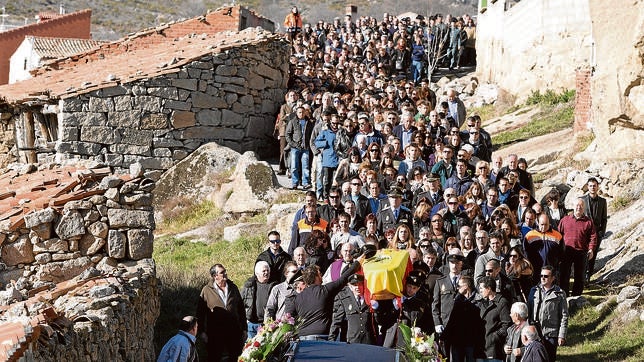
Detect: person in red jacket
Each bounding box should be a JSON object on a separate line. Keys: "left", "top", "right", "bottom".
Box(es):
{"left": 558, "top": 198, "right": 597, "bottom": 296}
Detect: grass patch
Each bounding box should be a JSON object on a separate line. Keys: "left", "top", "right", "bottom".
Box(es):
{"left": 574, "top": 131, "right": 595, "bottom": 153}
{"left": 611, "top": 195, "right": 634, "bottom": 210}
{"left": 491, "top": 102, "right": 574, "bottom": 149}
{"left": 526, "top": 89, "right": 576, "bottom": 105}
{"left": 153, "top": 235, "right": 266, "bottom": 354}
{"left": 468, "top": 104, "right": 496, "bottom": 122}
{"left": 559, "top": 305, "right": 644, "bottom": 361}
{"left": 157, "top": 200, "right": 221, "bottom": 235}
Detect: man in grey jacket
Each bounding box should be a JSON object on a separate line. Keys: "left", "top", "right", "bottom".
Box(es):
{"left": 527, "top": 265, "right": 568, "bottom": 362}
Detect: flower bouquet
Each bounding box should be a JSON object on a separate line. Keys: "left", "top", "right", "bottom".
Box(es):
{"left": 398, "top": 324, "right": 445, "bottom": 362}
{"left": 239, "top": 314, "right": 296, "bottom": 362}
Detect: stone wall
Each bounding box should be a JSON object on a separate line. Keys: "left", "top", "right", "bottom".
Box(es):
{"left": 476, "top": 0, "right": 592, "bottom": 100}
{"left": 48, "top": 37, "right": 289, "bottom": 179}
{"left": 0, "top": 166, "right": 160, "bottom": 360}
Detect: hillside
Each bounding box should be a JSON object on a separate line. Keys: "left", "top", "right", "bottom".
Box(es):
{"left": 2, "top": 0, "right": 476, "bottom": 40}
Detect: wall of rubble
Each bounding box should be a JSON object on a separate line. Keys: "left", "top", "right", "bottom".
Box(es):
{"left": 0, "top": 169, "right": 159, "bottom": 360}
{"left": 50, "top": 38, "right": 289, "bottom": 179}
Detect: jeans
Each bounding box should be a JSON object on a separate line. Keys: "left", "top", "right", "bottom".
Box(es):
{"left": 247, "top": 321, "right": 261, "bottom": 339}
{"left": 321, "top": 166, "right": 337, "bottom": 200}
{"left": 560, "top": 246, "right": 587, "bottom": 296}
{"left": 412, "top": 60, "right": 424, "bottom": 83}
{"left": 291, "top": 148, "right": 310, "bottom": 187}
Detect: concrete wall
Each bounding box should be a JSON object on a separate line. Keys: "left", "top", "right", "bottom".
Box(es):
{"left": 476, "top": 0, "right": 592, "bottom": 101}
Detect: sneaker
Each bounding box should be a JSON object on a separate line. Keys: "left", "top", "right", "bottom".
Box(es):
{"left": 302, "top": 184, "right": 312, "bottom": 190}
{"left": 290, "top": 184, "right": 299, "bottom": 190}
{"left": 277, "top": 170, "right": 286, "bottom": 175}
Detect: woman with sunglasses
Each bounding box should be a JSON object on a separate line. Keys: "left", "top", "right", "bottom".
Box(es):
{"left": 365, "top": 142, "right": 382, "bottom": 170}
{"left": 505, "top": 246, "right": 534, "bottom": 303}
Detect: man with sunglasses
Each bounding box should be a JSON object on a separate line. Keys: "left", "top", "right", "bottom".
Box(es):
{"left": 527, "top": 266, "right": 568, "bottom": 362}
{"left": 256, "top": 231, "right": 293, "bottom": 283}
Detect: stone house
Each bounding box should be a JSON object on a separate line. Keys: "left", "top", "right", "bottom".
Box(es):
{"left": 0, "top": 27, "right": 290, "bottom": 178}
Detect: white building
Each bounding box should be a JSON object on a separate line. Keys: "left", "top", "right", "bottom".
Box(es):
{"left": 9, "top": 36, "right": 101, "bottom": 84}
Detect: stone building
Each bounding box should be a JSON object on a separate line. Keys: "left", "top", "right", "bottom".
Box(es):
{"left": 0, "top": 27, "right": 290, "bottom": 178}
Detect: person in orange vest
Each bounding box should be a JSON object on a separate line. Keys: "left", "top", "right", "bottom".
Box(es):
{"left": 284, "top": 6, "right": 303, "bottom": 42}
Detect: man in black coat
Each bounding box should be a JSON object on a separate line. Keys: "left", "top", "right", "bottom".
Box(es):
{"left": 284, "top": 262, "right": 360, "bottom": 339}
{"left": 196, "top": 264, "right": 246, "bottom": 362}
{"left": 477, "top": 276, "right": 512, "bottom": 361}
{"left": 256, "top": 231, "right": 292, "bottom": 283}
{"left": 580, "top": 177, "right": 607, "bottom": 281}
{"left": 329, "top": 274, "right": 376, "bottom": 344}
{"left": 433, "top": 253, "right": 466, "bottom": 357}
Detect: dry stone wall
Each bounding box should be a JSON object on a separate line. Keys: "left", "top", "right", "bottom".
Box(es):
{"left": 0, "top": 167, "right": 159, "bottom": 360}
{"left": 51, "top": 37, "right": 289, "bottom": 179}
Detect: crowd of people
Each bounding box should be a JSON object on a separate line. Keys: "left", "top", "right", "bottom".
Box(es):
{"left": 158, "top": 9, "right": 608, "bottom": 362}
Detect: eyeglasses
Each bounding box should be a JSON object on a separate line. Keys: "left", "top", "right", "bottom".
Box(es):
{"left": 467, "top": 124, "right": 475, "bottom": 127}
{"left": 287, "top": 269, "right": 298, "bottom": 273}
{"left": 351, "top": 183, "right": 361, "bottom": 186}
{"left": 448, "top": 202, "right": 458, "bottom": 205}
{"left": 519, "top": 196, "right": 529, "bottom": 199}
{"left": 329, "top": 195, "right": 339, "bottom": 199}
{"left": 540, "top": 274, "right": 552, "bottom": 279}
{"left": 485, "top": 269, "right": 494, "bottom": 273}
{"left": 509, "top": 254, "right": 519, "bottom": 258}
{"left": 216, "top": 271, "right": 228, "bottom": 276}
{"left": 269, "top": 239, "right": 282, "bottom": 244}
{"left": 431, "top": 219, "right": 442, "bottom": 223}
{"left": 370, "top": 149, "right": 379, "bottom": 152}
{"left": 470, "top": 131, "right": 479, "bottom": 135}
{"left": 358, "top": 122, "right": 366, "bottom": 126}
{"left": 331, "top": 122, "right": 339, "bottom": 125}
{"left": 419, "top": 244, "right": 430, "bottom": 248}
{"left": 444, "top": 194, "right": 455, "bottom": 198}
{"left": 478, "top": 166, "right": 487, "bottom": 170}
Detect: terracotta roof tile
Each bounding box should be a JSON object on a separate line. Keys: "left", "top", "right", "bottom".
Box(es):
{"left": 0, "top": 28, "right": 279, "bottom": 105}
{"left": 26, "top": 36, "right": 103, "bottom": 60}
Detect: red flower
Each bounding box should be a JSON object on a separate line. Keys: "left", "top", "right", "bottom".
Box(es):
{"left": 253, "top": 341, "right": 261, "bottom": 348}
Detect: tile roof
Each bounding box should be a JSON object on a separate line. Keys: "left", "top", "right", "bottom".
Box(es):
{"left": 0, "top": 165, "right": 132, "bottom": 232}
{"left": 0, "top": 27, "right": 278, "bottom": 105}
{"left": 27, "top": 36, "right": 103, "bottom": 60}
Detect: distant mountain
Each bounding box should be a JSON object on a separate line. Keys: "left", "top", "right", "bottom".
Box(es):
{"left": 2, "top": 0, "right": 476, "bottom": 40}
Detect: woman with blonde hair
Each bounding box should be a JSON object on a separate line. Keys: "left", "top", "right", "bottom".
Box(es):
{"left": 390, "top": 224, "right": 415, "bottom": 250}
{"left": 413, "top": 202, "right": 433, "bottom": 238}
{"left": 474, "top": 160, "right": 494, "bottom": 191}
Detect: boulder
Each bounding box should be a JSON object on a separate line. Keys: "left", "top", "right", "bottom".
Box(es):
{"left": 223, "top": 222, "right": 266, "bottom": 242}
{"left": 219, "top": 151, "right": 279, "bottom": 214}
{"left": 154, "top": 142, "right": 241, "bottom": 217}
{"left": 617, "top": 286, "right": 641, "bottom": 303}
